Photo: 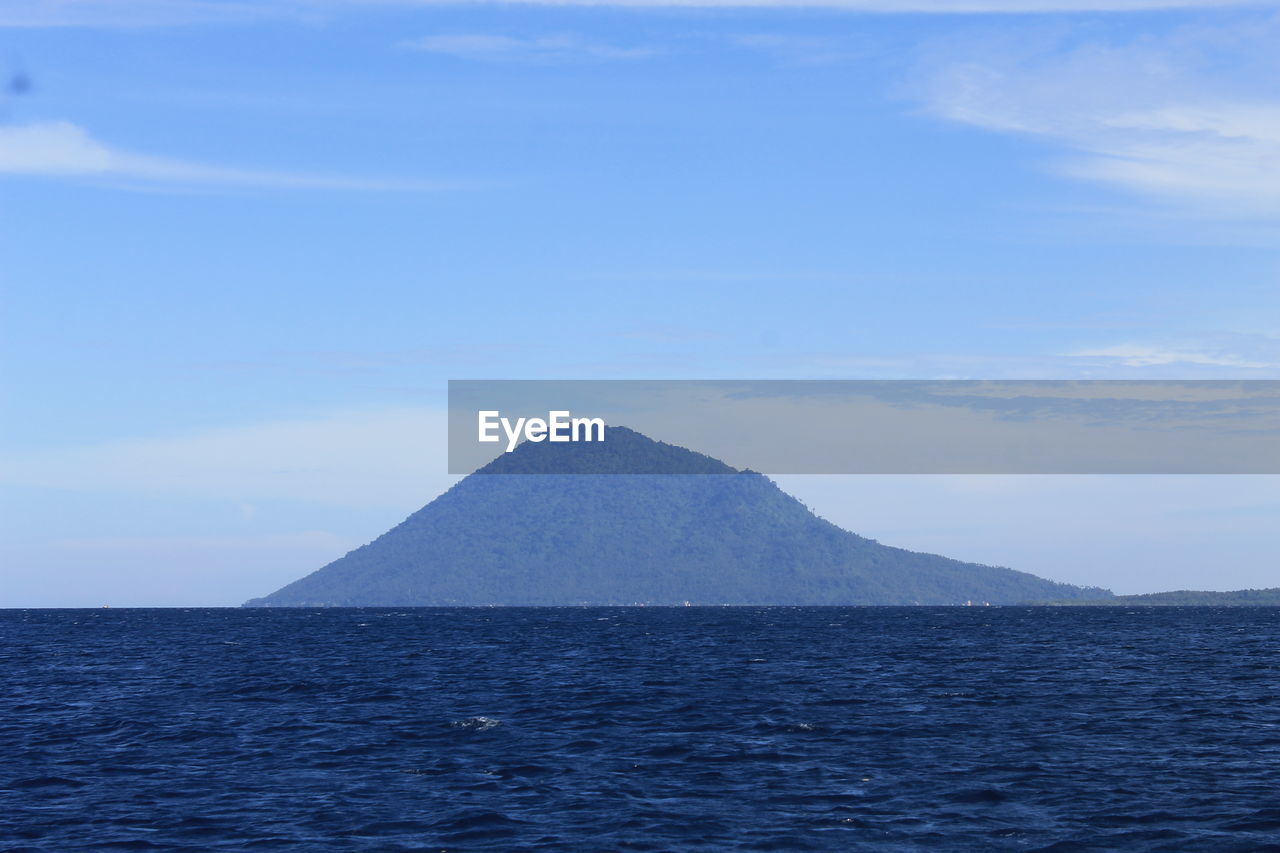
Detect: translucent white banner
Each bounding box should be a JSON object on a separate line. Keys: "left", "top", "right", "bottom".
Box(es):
{"left": 448, "top": 380, "right": 1280, "bottom": 474}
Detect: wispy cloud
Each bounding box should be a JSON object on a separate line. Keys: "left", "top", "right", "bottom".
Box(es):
{"left": 0, "top": 0, "right": 280, "bottom": 28}
{"left": 404, "top": 33, "right": 656, "bottom": 64}
{"left": 385, "top": 0, "right": 1273, "bottom": 8}
{"left": 1068, "top": 343, "right": 1278, "bottom": 369}
{"left": 0, "top": 407, "right": 458, "bottom": 508}
{"left": 1065, "top": 332, "right": 1280, "bottom": 369}
{"left": 797, "top": 334, "right": 1280, "bottom": 377}
{"left": 0, "top": 120, "right": 451, "bottom": 190}
{"left": 777, "top": 335, "right": 1280, "bottom": 378}
{"left": 919, "top": 16, "right": 1280, "bottom": 216}
{"left": 730, "top": 34, "right": 860, "bottom": 65}
{"left": 0, "top": 532, "right": 357, "bottom": 607}
{"left": 0, "top": 0, "right": 1268, "bottom": 28}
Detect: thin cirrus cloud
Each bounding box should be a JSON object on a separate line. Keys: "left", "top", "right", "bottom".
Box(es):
{"left": 730, "top": 34, "right": 860, "bottom": 65}
{"left": 405, "top": 31, "right": 864, "bottom": 66}
{"left": 1065, "top": 332, "right": 1280, "bottom": 370}
{"left": 318, "top": 0, "right": 1280, "bottom": 10}
{"left": 918, "top": 17, "right": 1280, "bottom": 216}
{"left": 0, "top": 0, "right": 1270, "bottom": 27}
{"left": 404, "top": 33, "right": 656, "bottom": 63}
{"left": 0, "top": 120, "right": 449, "bottom": 190}
{"left": 0, "top": 0, "right": 281, "bottom": 28}
{"left": 388, "top": 0, "right": 1271, "bottom": 7}
{"left": 0, "top": 407, "right": 459, "bottom": 509}
{"left": 1070, "top": 345, "right": 1274, "bottom": 369}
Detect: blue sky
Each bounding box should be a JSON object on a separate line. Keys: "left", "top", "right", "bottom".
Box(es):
{"left": 2, "top": 0, "right": 1278, "bottom": 605}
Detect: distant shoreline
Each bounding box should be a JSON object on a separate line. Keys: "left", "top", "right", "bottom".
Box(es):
{"left": 9, "top": 594, "right": 1280, "bottom": 610}
{"left": 1041, "top": 588, "right": 1280, "bottom": 606}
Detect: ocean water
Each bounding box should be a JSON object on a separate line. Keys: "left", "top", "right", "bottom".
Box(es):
{"left": 4, "top": 608, "right": 1280, "bottom": 852}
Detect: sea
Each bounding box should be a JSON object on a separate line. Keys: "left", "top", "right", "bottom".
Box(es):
{"left": 4, "top": 607, "right": 1280, "bottom": 852}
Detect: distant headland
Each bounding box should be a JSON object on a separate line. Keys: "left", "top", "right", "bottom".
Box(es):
{"left": 1044, "top": 588, "right": 1280, "bottom": 607}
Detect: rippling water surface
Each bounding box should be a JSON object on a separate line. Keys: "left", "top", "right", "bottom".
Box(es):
{"left": 5, "top": 607, "right": 1280, "bottom": 851}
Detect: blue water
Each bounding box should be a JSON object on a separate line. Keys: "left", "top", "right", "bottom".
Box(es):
{"left": 4, "top": 608, "right": 1280, "bottom": 851}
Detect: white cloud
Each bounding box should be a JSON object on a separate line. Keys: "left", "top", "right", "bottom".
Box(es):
{"left": 0, "top": 0, "right": 280, "bottom": 28}
{"left": 730, "top": 34, "right": 859, "bottom": 65}
{"left": 388, "top": 0, "right": 1268, "bottom": 7}
{"left": 776, "top": 339, "right": 1280, "bottom": 378}
{"left": 329, "top": 0, "right": 1280, "bottom": 10}
{"left": 776, "top": 473, "right": 1280, "bottom": 594}
{"left": 0, "top": 0, "right": 1268, "bottom": 27}
{"left": 0, "top": 121, "right": 446, "bottom": 190}
{"left": 0, "top": 532, "right": 357, "bottom": 607}
{"left": 404, "top": 33, "right": 655, "bottom": 63}
{"left": 0, "top": 407, "right": 460, "bottom": 508}
{"left": 1068, "top": 343, "right": 1277, "bottom": 369}
{"left": 920, "top": 17, "right": 1280, "bottom": 215}
{"left": 0, "top": 407, "right": 462, "bottom": 605}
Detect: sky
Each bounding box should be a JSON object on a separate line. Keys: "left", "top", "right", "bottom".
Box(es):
{"left": 1, "top": 0, "right": 1278, "bottom": 606}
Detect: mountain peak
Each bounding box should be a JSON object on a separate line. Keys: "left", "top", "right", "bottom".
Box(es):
{"left": 476, "top": 425, "right": 738, "bottom": 475}
{"left": 246, "top": 427, "right": 1110, "bottom": 607}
